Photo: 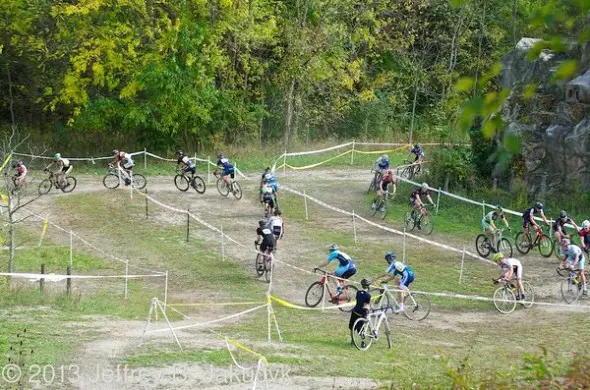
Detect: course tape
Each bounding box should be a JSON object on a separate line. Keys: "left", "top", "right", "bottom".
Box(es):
{"left": 269, "top": 295, "right": 355, "bottom": 310}
{"left": 0, "top": 272, "right": 164, "bottom": 282}
{"left": 283, "top": 142, "right": 354, "bottom": 157}
{"left": 283, "top": 150, "right": 352, "bottom": 170}
{"left": 168, "top": 301, "right": 266, "bottom": 307}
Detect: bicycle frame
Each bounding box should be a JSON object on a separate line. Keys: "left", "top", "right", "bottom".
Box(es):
{"left": 367, "top": 310, "right": 388, "bottom": 336}
{"left": 316, "top": 271, "right": 348, "bottom": 301}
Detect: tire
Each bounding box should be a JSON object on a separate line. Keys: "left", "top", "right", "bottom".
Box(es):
{"left": 304, "top": 281, "right": 324, "bottom": 307}
{"left": 351, "top": 317, "right": 373, "bottom": 351}
{"left": 216, "top": 178, "right": 229, "bottom": 197}
{"left": 475, "top": 234, "right": 491, "bottom": 258}
{"left": 174, "top": 175, "right": 190, "bottom": 191}
{"left": 367, "top": 176, "right": 377, "bottom": 194}
{"left": 60, "top": 176, "right": 77, "bottom": 193}
{"left": 369, "top": 288, "right": 390, "bottom": 311}
{"left": 560, "top": 279, "right": 582, "bottom": 304}
{"left": 231, "top": 181, "right": 242, "bottom": 200}
{"left": 192, "top": 176, "right": 206, "bottom": 194}
{"left": 419, "top": 216, "right": 434, "bottom": 235}
{"left": 404, "top": 211, "right": 416, "bottom": 232}
{"left": 497, "top": 238, "right": 513, "bottom": 258}
{"left": 493, "top": 287, "right": 516, "bottom": 314}
{"left": 379, "top": 203, "right": 388, "bottom": 220}
{"left": 538, "top": 235, "right": 553, "bottom": 257}
{"left": 337, "top": 285, "right": 358, "bottom": 312}
{"left": 255, "top": 254, "right": 265, "bottom": 277}
{"left": 521, "top": 281, "right": 535, "bottom": 308}
{"left": 400, "top": 166, "right": 411, "bottom": 179}
{"left": 371, "top": 200, "right": 383, "bottom": 217}
{"left": 403, "top": 292, "right": 431, "bottom": 321}
{"left": 264, "top": 256, "right": 273, "bottom": 283}
{"left": 103, "top": 173, "right": 120, "bottom": 189}
{"left": 554, "top": 239, "right": 564, "bottom": 260}
{"left": 38, "top": 179, "right": 52, "bottom": 195}
{"left": 132, "top": 173, "right": 147, "bottom": 190}
{"left": 384, "top": 325, "right": 392, "bottom": 349}
{"left": 514, "top": 232, "right": 531, "bottom": 255}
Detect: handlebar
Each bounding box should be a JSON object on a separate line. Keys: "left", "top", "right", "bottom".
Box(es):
{"left": 313, "top": 268, "right": 328, "bottom": 275}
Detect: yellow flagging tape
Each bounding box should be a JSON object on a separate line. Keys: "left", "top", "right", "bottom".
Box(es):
{"left": 38, "top": 219, "right": 49, "bottom": 247}
{"left": 225, "top": 337, "right": 268, "bottom": 364}
{"left": 284, "top": 150, "right": 352, "bottom": 170}
{"left": 0, "top": 153, "right": 13, "bottom": 171}
{"left": 0, "top": 153, "right": 12, "bottom": 206}
{"left": 167, "top": 301, "right": 265, "bottom": 307}
{"left": 269, "top": 295, "right": 355, "bottom": 310}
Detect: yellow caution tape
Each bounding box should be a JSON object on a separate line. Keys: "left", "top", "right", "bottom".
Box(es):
{"left": 38, "top": 219, "right": 49, "bottom": 247}
{"left": 225, "top": 337, "right": 268, "bottom": 364}
{"left": 269, "top": 295, "right": 356, "bottom": 310}
{"left": 0, "top": 153, "right": 13, "bottom": 172}
{"left": 284, "top": 150, "right": 352, "bottom": 170}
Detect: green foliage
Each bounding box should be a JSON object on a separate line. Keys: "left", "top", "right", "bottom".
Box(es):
{"left": 428, "top": 146, "right": 475, "bottom": 191}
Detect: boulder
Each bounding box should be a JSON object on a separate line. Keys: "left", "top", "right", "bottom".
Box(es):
{"left": 566, "top": 70, "right": 590, "bottom": 103}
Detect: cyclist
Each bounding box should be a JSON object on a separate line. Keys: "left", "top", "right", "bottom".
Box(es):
{"left": 573, "top": 219, "right": 590, "bottom": 254}
{"left": 522, "top": 202, "right": 550, "bottom": 244}
{"left": 409, "top": 143, "right": 425, "bottom": 174}
{"left": 268, "top": 209, "right": 284, "bottom": 248}
{"left": 349, "top": 278, "right": 372, "bottom": 345}
{"left": 260, "top": 183, "right": 276, "bottom": 216}
{"left": 559, "top": 238, "right": 587, "bottom": 296}
{"left": 371, "top": 169, "right": 397, "bottom": 212}
{"left": 45, "top": 153, "right": 73, "bottom": 188}
{"left": 111, "top": 149, "right": 135, "bottom": 185}
{"left": 552, "top": 210, "right": 574, "bottom": 243}
{"left": 316, "top": 244, "right": 357, "bottom": 294}
{"left": 176, "top": 150, "right": 197, "bottom": 178}
{"left": 11, "top": 160, "right": 27, "bottom": 191}
{"left": 373, "top": 251, "right": 414, "bottom": 313}
{"left": 492, "top": 252, "right": 525, "bottom": 300}
{"left": 260, "top": 167, "right": 279, "bottom": 193}
{"left": 481, "top": 205, "right": 511, "bottom": 241}
{"left": 216, "top": 153, "right": 235, "bottom": 186}
{"left": 255, "top": 219, "right": 275, "bottom": 256}
{"left": 409, "top": 183, "right": 435, "bottom": 225}
{"left": 374, "top": 154, "right": 390, "bottom": 174}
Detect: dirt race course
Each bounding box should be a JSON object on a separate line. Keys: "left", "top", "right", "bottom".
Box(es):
{"left": 8, "top": 168, "right": 590, "bottom": 389}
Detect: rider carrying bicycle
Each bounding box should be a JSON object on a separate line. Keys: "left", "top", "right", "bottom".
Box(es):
{"left": 482, "top": 205, "right": 510, "bottom": 238}
{"left": 492, "top": 253, "right": 525, "bottom": 300}
{"left": 11, "top": 160, "right": 27, "bottom": 191}
{"left": 45, "top": 153, "right": 72, "bottom": 187}
{"left": 112, "top": 149, "right": 135, "bottom": 185}
{"left": 255, "top": 219, "right": 275, "bottom": 256}
{"left": 349, "top": 278, "right": 372, "bottom": 345}
{"left": 373, "top": 251, "right": 414, "bottom": 313}
{"left": 559, "top": 238, "right": 587, "bottom": 296}
{"left": 371, "top": 169, "right": 396, "bottom": 212}
{"left": 522, "top": 202, "right": 550, "bottom": 243}
{"left": 268, "top": 209, "right": 284, "bottom": 248}
{"left": 410, "top": 183, "right": 435, "bottom": 224}
{"left": 316, "top": 244, "right": 357, "bottom": 294}
{"left": 176, "top": 150, "right": 196, "bottom": 177}
{"left": 216, "top": 153, "right": 235, "bottom": 185}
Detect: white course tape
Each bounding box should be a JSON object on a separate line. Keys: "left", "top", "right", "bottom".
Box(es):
{"left": 285, "top": 142, "right": 353, "bottom": 157}
{"left": 0, "top": 272, "right": 164, "bottom": 282}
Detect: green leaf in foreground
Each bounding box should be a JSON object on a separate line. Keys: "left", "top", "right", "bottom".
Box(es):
{"left": 455, "top": 77, "right": 474, "bottom": 92}
{"left": 552, "top": 60, "right": 578, "bottom": 81}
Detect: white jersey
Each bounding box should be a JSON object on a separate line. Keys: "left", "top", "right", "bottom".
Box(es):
{"left": 268, "top": 216, "right": 283, "bottom": 229}
{"left": 500, "top": 258, "right": 522, "bottom": 278}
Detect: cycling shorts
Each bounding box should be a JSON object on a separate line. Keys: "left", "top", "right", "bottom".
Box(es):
{"left": 263, "top": 198, "right": 275, "bottom": 208}
{"left": 338, "top": 267, "right": 357, "bottom": 279}
{"left": 61, "top": 165, "right": 73, "bottom": 174}
{"left": 184, "top": 166, "right": 196, "bottom": 174}
{"left": 223, "top": 167, "right": 235, "bottom": 178}
{"left": 512, "top": 265, "right": 523, "bottom": 279}
{"left": 400, "top": 271, "right": 414, "bottom": 287}
{"left": 522, "top": 214, "right": 532, "bottom": 229}
{"left": 272, "top": 226, "right": 282, "bottom": 239}
{"left": 260, "top": 241, "right": 274, "bottom": 253}
{"left": 568, "top": 256, "right": 585, "bottom": 270}
{"left": 123, "top": 160, "right": 135, "bottom": 169}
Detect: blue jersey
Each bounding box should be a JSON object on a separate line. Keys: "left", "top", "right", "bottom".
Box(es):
{"left": 327, "top": 251, "right": 356, "bottom": 277}
{"left": 376, "top": 157, "right": 390, "bottom": 170}
{"left": 217, "top": 157, "right": 233, "bottom": 170}
{"left": 387, "top": 262, "right": 415, "bottom": 287}
{"left": 410, "top": 147, "right": 424, "bottom": 157}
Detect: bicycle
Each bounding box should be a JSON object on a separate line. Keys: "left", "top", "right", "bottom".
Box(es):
{"left": 350, "top": 309, "right": 392, "bottom": 351}
{"left": 38, "top": 170, "right": 77, "bottom": 195}
{"left": 515, "top": 225, "right": 553, "bottom": 257}
{"left": 103, "top": 164, "right": 147, "bottom": 190}
{"left": 369, "top": 281, "right": 431, "bottom": 321}
{"left": 367, "top": 169, "right": 382, "bottom": 194}
{"left": 214, "top": 171, "right": 242, "bottom": 200}
{"left": 174, "top": 168, "right": 206, "bottom": 194}
{"left": 254, "top": 243, "right": 273, "bottom": 283}
{"left": 560, "top": 267, "right": 587, "bottom": 304}
{"left": 262, "top": 198, "right": 275, "bottom": 219}
{"left": 304, "top": 269, "right": 358, "bottom": 312}
{"left": 492, "top": 278, "right": 535, "bottom": 314}
{"left": 371, "top": 189, "right": 394, "bottom": 220}
{"left": 399, "top": 159, "right": 417, "bottom": 179}
{"left": 475, "top": 228, "right": 513, "bottom": 258}
{"left": 404, "top": 204, "right": 434, "bottom": 235}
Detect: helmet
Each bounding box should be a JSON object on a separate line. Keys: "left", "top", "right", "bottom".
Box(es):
{"left": 561, "top": 238, "right": 571, "bottom": 246}
{"left": 559, "top": 210, "right": 567, "bottom": 218}
{"left": 384, "top": 251, "right": 397, "bottom": 264}
{"left": 414, "top": 143, "right": 420, "bottom": 149}
{"left": 177, "top": 150, "right": 184, "bottom": 156}
{"left": 274, "top": 208, "right": 281, "bottom": 216}
{"left": 583, "top": 220, "right": 590, "bottom": 229}
{"left": 217, "top": 153, "right": 223, "bottom": 159}
{"left": 534, "top": 202, "right": 544, "bottom": 210}
{"left": 360, "top": 278, "right": 371, "bottom": 289}
{"left": 328, "top": 244, "right": 339, "bottom": 252}
{"left": 492, "top": 252, "right": 504, "bottom": 263}
{"left": 54, "top": 153, "right": 61, "bottom": 160}
{"left": 112, "top": 149, "right": 119, "bottom": 156}
{"left": 421, "top": 182, "right": 428, "bottom": 190}
{"left": 382, "top": 154, "right": 389, "bottom": 160}
{"left": 258, "top": 220, "right": 266, "bottom": 228}
{"left": 495, "top": 205, "right": 504, "bottom": 213}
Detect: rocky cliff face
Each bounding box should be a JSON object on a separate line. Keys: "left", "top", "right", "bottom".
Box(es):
{"left": 501, "top": 39, "right": 590, "bottom": 195}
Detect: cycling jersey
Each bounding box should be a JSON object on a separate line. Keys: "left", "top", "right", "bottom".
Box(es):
{"left": 177, "top": 156, "right": 196, "bottom": 169}
{"left": 352, "top": 289, "right": 371, "bottom": 315}
{"left": 522, "top": 207, "right": 543, "bottom": 227}
{"left": 116, "top": 152, "right": 134, "bottom": 169}
{"left": 410, "top": 147, "right": 425, "bottom": 161}
{"left": 268, "top": 216, "right": 284, "bottom": 239}
{"left": 564, "top": 244, "right": 585, "bottom": 269}
{"left": 578, "top": 229, "right": 590, "bottom": 249}
{"left": 483, "top": 211, "right": 503, "bottom": 223}
{"left": 409, "top": 188, "right": 429, "bottom": 205}
{"left": 326, "top": 250, "right": 357, "bottom": 278}
{"left": 499, "top": 258, "right": 523, "bottom": 279}
{"left": 57, "top": 158, "right": 71, "bottom": 168}
{"left": 256, "top": 227, "right": 275, "bottom": 252}
{"left": 375, "top": 157, "right": 390, "bottom": 170}
{"left": 552, "top": 217, "right": 572, "bottom": 232}
{"left": 379, "top": 174, "right": 396, "bottom": 191}
{"left": 386, "top": 262, "right": 415, "bottom": 287}
{"left": 15, "top": 165, "right": 27, "bottom": 176}
{"left": 217, "top": 157, "right": 235, "bottom": 176}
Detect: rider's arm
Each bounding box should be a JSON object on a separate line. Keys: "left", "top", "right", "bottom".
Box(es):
{"left": 426, "top": 194, "right": 434, "bottom": 205}
{"left": 529, "top": 212, "right": 538, "bottom": 227}
{"left": 502, "top": 215, "right": 510, "bottom": 229}
{"left": 541, "top": 211, "right": 550, "bottom": 226}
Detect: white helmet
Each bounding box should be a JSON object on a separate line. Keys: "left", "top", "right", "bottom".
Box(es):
{"left": 382, "top": 154, "right": 388, "bottom": 160}
{"left": 583, "top": 220, "right": 590, "bottom": 229}
{"left": 421, "top": 182, "right": 428, "bottom": 190}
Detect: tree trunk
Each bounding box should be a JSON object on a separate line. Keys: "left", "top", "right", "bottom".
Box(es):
{"left": 444, "top": 173, "right": 450, "bottom": 192}
{"left": 283, "top": 78, "right": 296, "bottom": 147}
{"left": 409, "top": 80, "right": 418, "bottom": 145}
{"left": 473, "top": 0, "right": 487, "bottom": 96}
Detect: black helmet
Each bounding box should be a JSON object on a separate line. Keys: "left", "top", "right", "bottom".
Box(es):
{"left": 258, "top": 220, "right": 266, "bottom": 228}
{"left": 384, "top": 251, "right": 397, "bottom": 264}
{"left": 217, "top": 153, "right": 223, "bottom": 159}
{"left": 361, "top": 278, "right": 371, "bottom": 289}
{"left": 559, "top": 210, "right": 567, "bottom": 218}
{"left": 274, "top": 208, "right": 281, "bottom": 216}
{"left": 414, "top": 143, "right": 420, "bottom": 149}
{"left": 535, "top": 202, "right": 544, "bottom": 210}
{"left": 177, "top": 149, "right": 184, "bottom": 156}
{"left": 112, "top": 149, "right": 119, "bottom": 155}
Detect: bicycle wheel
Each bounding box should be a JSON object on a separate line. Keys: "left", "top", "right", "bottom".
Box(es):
{"left": 38, "top": 179, "right": 52, "bottom": 195}
{"left": 367, "top": 177, "right": 377, "bottom": 194}
{"left": 369, "top": 288, "right": 390, "bottom": 311}
{"left": 132, "top": 173, "right": 147, "bottom": 190}
{"left": 493, "top": 287, "right": 516, "bottom": 314}
{"left": 304, "top": 282, "right": 324, "bottom": 307}
{"left": 537, "top": 235, "right": 553, "bottom": 257}
{"left": 497, "top": 238, "right": 513, "bottom": 258}
{"left": 264, "top": 257, "right": 273, "bottom": 283}
{"left": 556, "top": 266, "right": 569, "bottom": 277}
{"left": 379, "top": 203, "right": 388, "bottom": 220}
{"left": 255, "top": 254, "right": 264, "bottom": 277}
{"left": 174, "top": 175, "right": 190, "bottom": 191}
{"left": 384, "top": 320, "right": 392, "bottom": 349}
{"left": 404, "top": 212, "right": 416, "bottom": 232}
{"left": 403, "top": 292, "right": 431, "bottom": 321}
{"left": 216, "top": 178, "right": 229, "bottom": 197}
{"left": 400, "top": 166, "right": 412, "bottom": 179}
{"left": 103, "top": 173, "right": 120, "bottom": 189}
{"left": 475, "top": 235, "right": 491, "bottom": 258}
{"left": 560, "top": 279, "right": 581, "bottom": 304}
{"left": 521, "top": 281, "right": 535, "bottom": 308}
{"left": 192, "top": 176, "right": 206, "bottom": 194}
{"left": 419, "top": 216, "right": 434, "bottom": 235}
{"left": 60, "top": 176, "right": 77, "bottom": 193}
{"left": 337, "top": 285, "right": 358, "bottom": 312}
{"left": 371, "top": 200, "right": 383, "bottom": 217}
{"left": 351, "top": 317, "right": 373, "bottom": 351}
{"left": 231, "top": 181, "right": 243, "bottom": 200}
{"left": 553, "top": 240, "right": 564, "bottom": 260}
{"left": 514, "top": 232, "right": 531, "bottom": 255}
{"left": 407, "top": 166, "right": 415, "bottom": 179}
